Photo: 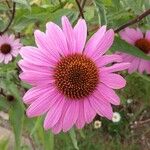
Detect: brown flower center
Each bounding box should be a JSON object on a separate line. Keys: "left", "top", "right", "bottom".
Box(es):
{"left": 135, "top": 38, "right": 150, "bottom": 54}
{"left": 54, "top": 54, "right": 99, "bottom": 99}
{"left": 0, "top": 43, "right": 11, "bottom": 54}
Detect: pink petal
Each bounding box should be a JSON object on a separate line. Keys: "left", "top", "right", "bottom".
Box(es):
{"left": 18, "top": 60, "right": 53, "bottom": 72}
{"left": 97, "top": 83, "right": 120, "bottom": 105}
{"left": 138, "top": 59, "right": 145, "bottom": 73}
{"left": 51, "top": 100, "right": 70, "bottom": 134}
{"left": 101, "top": 62, "right": 130, "bottom": 73}
{"left": 11, "top": 50, "right": 19, "bottom": 57}
{"left": 100, "top": 73, "right": 126, "bottom": 89}
{"left": 145, "top": 30, "right": 150, "bottom": 40}
{"left": 62, "top": 16, "right": 76, "bottom": 53}
{"left": 128, "top": 57, "right": 140, "bottom": 73}
{"left": 4, "top": 54, "right": 12, "bottom": 64}
{"left": 0, "top": 54, "right": 4, "bottom": 63}
{"left": 74, "top": 19, "right": 87, "bottom": 53}
{"left": 96, "top": 54, "right": 122, "bottom": 68}
{"left": 91, "top": 29, "right": 114, "bottom": 60}
{"left": 84, "top": 26, "right": 106, "bottom": 56}
{"left": 75, "top": 101, "right": 85, "bottom": 129}
{"left": 19, "top": 71, "right": 54, "bottom": 86}
{"left": 62, "top": 100, "right": 79, "bottom": 132}
{"left": 139, "top": 59, "right": 150, "bottom": 74}
{"left": 89, "top": 93, "right": 113, "bottom": 120}
{"left": 120, "top": 28, "right": 143, "bottom": 44}
{"left": 46, "top": 22, "right": 68, "bottom": 56}
{"left": 44, "top": 98, "right": 65, "bottom": 129}
{"left": 84, "top": 99, "right": 96, "bottom": 123}
{"left": 144, "top": 61, "right": 150, "bottom": 73}
{"left": 26, "top": 89, "right": 58, "bottom": 117}
{"left": 34, "top": 30, "right": 60, "bottom": 59}
{"left": 120, "top": 32, "right": 134, "bottom": 44}
{"left": 20, "top": 46, "right": 54, "bottom": 67}
{"left": 23, "top": 85, "right": 52, "bottom": 104}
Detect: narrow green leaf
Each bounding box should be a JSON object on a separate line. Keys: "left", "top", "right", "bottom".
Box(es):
{"left": 7, "top": 83, "right": 24, "bottom": 150}
{"left": 30, "top": 117, "right": 43, "bottom": 136}
{"left": 44, "top": 131, "right": 54, "bottom": 150}
{"left": 110, "top": 36, "right": 150, "bottom": 60}
{"left": 94, "top": 0, "right": 107, "bottom": 25}
{"left": 9, "top": 100, "right": 24, "bottom": 150}
{"left": 69, "top": 128, "right": 79, "bottom": 150}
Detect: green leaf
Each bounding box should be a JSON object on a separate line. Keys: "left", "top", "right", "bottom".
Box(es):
{"left": 7, "top": 84, "right": 24, "bottom": 150}
{"left": 43, "top": 131, "right": 54, "bottom": 150}
{"left": 69, "top": 128, "right": 79, "bottom": 150}
{"left": 94, "top": 0, "right": 107, "bottom": 25}
{"left": 110, "top": 36, "right": 150, "bottom": 60}
{"left": 30, "top": 117, "right": 43, "bottom": 136}
{"left": 12, "top": 0, "right": 31, "bottom": 9}
{"left": 9, "top": 100, "right": 24, "bottom": 150}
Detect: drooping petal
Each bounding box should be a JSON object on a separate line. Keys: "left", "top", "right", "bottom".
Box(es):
{"left": 26, "top": 89, "right": 59, "bottom": 117}
{"left": 19, "top": 71, "right": 54, "bottom": 86}
{"left": 145, "top": 30, "right": 150, "bottom": 40}
{"left": 44, "top": 98, "right": 65, "bottom": 129}
{"left": 95, "top": 54, "right": 122, "bottom": 68}
{"left": 100, "top": 73, "right": 126, "bottom": 89}
{"left": 23, "top": 85, "right": 53, "bottom": 104}
{"left": 51, "top": 100, "right": 70, "bottom": 134}
{"left": 101, "top": 62, "right": 130, "bottom": 73}
{"left": 89, "top": 93, "right": 113, "bottom": 120}
{"left": 75, "top": 101, "right": 85, "bottom": 129}
{"left": 84, "top": 99, "right": 96, "bottom": 123}
{"left": 128, "top": 57, "right": 140, "bottom": 74}
{"left": 97, "top": 83, "right": 120, "bottom": 105}
{"left": 18, "top": 60, "right": 53, "bottom": 72}
{"left": 62, "top": 100, "right": 79, "bottom": 132}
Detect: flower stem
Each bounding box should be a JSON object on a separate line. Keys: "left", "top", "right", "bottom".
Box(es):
{"left": 0, "top": 2, "right": 16, "bottom": 35}
{"left": 115, "top": 9, "right": 150, "bottom": 33}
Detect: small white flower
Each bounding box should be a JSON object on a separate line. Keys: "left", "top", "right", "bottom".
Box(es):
{"left": 94, "top": 120, "right": 102, "bottom": 129}
{"left": 112, "top": 112, "right": 121, "bottom": 123}
{"left": 127, "top": 99, "right": 133, "bottom": 104}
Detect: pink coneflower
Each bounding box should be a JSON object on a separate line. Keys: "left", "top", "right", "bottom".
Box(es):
{"left": 118, "top": 28, "right": 150, "bottom": 74}
{"left": 19, "top": 16, "right": 130, "bottom": 134}
{"left": 0, "top": 34, "right": 22, "bottom": 64}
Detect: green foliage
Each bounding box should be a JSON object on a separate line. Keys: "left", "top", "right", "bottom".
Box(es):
{"left": 111, "top": 36, "right": 150, "bottom": 60}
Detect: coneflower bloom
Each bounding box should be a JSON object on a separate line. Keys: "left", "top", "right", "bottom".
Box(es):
{"left": 19, "top": 16, "right": 130, "bottom": 134}
{"left": 0, "top": 34, "right": 22, "bottom": 64}
{"left": 118, "top": 28, "right": 150, "bottom": 74}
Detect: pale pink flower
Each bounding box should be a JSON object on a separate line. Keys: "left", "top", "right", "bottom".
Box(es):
{"left": 0, "top": 34, "right": 22, "bottom": 64}
{"left": 19, "top": 16, "right": 130, "bottom": 134}
{"left": 118, "top": 28, "right": 150, "bottom": 74}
